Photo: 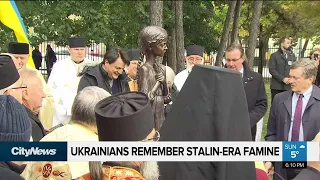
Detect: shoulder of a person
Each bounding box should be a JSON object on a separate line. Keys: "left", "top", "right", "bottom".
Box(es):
{"left": 119, "top": 72, "right": 130, "bottom": 81}
{"left": 311, "top": 85, "right": 320, "bottom": 98}
{"left": 274, "top": 90, "right": 291, "bottom": 103}
{"left": 52, "top": 57, "right": 71, "bottom": 68}
{"left": 0, "top": 167, "right": 24, "bottom": 180}
{"left": 80, "top": 64, "right": 99, "bottom": 77}
{"left": 140, "top": 65, "right": 149, "bottom": 72}
{"left": 41, "top": 124, "right": 71, "bottom": 141}
{"left": 176, "top": 69, "right": 187, "bottom": 77}
{"left": 246, "top": 69, "right": 263, "bottom": 80}
{"left": 271, "top": 50, "right": 281, "bottom": 56}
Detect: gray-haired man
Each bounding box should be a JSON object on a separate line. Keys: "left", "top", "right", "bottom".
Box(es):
{"left": 265, "top": 58, "right": 320, "bottom": 180}
{"left": 21, "top": 86, "right": 111, "bottom": 179}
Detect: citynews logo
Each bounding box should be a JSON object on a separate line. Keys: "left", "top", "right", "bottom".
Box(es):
{"left": 11, "top": 147, "right": 56, "bottom": 157}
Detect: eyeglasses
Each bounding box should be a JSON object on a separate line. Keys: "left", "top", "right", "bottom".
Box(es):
{"left": 188, "top": 57, "right": 203, "bottom": 63}
{"left": 10, "top": 85, "right": 27, "bottom": 90}
{"left": 4, "top": 85, "right": 27, "bottom": 94}
{"left": 141, "top": 131, "right": 160, "bottom": 142}
{"left": 226, "top": 57, "right": 242, "bottom": 63}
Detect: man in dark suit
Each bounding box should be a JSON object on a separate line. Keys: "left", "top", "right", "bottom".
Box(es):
{"left": 265, "top": 58, "right": 320, "bottom": 180}
{"left": 225, "top": 43, "right": 268, "bottom": 140}
{"left": 269, "top": 37, "right": 296, "bottom": 102}
{"left": 20, "top": 69, "right": 47, "bottom": 141}
{"left": 32, "top": 46, "right": 42, "bottom": 70}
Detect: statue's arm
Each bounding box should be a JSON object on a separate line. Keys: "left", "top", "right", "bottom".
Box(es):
{"left": 138, "top": 66, "right": 150, "bottom": 95}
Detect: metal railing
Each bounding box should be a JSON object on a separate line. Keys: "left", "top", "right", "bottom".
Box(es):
{"left": 35, "top": 41, "right": 313, "bottom": 82}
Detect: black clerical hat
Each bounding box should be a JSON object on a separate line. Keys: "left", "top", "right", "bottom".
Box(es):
{"left": 0, "top": 55, "right": 20, "bottom": 89}
{"left": 95, "top": 92, "right": 154, "bottom": 141}
{"left": 127, "top": 48, "right": 141, "bottom": 61}
{"left": 159, "top": 65, "right": 256, "bottom": 180}
{"left": 8, "top": 42, "right": 29, "bottom": 54}
{"left": 186, "top": 45, "right": 204, "bottom": 57}
{"left": 68, "top": 37, "right": 86, "bottom": 48}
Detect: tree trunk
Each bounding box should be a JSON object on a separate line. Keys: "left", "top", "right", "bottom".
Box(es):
{"left": 150, "top": 0, "right": 163, "bottom": 64}
{"left": 150, "top": 0, "right": 163, "bottom": 27}
{"left": 300, "top": 39, "right": 309, "bottom": 58}
{"left": 231, "top": 0, "right": 242, "bottom": 44}
{"left": 175, "top": 0, "right": 184, "bottom": 73}
{"left": 166, "top": 1, "right": 177, "bottom": 72}
{"left": 246, "top": 0, "right": 263, "bottom": 69}
{"left": 214, "top": 0, "right": 237, "bottom": 67}
{"left": 258, "top": 26, "right": 269, "bottom": 75}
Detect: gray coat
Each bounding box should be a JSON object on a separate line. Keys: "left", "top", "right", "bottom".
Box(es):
{"left": 269, "top": 49, "right": 296, "bottom": 91}
{"left": 265, "top": 85, "right": 320, "bottom": 180}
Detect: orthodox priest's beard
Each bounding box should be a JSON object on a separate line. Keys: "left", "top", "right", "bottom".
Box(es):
{"left": 140, "top": 161, "right": 159, "bottom": 180}
{"left": 186, "top": 61, "right": 194, "bottom": 72}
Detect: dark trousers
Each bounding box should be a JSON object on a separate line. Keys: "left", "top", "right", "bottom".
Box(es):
{"left": 271, "top": 89, "right": 286, "bottom": 103}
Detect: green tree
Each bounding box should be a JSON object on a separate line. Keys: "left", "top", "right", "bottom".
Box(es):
{"left": 183, "top": 1, "right": 219, "bottom": 52}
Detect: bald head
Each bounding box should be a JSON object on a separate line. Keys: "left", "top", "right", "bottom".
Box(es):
{"left": 19, "top": 69, "right": 46, "bottom": 115}
{"left": 165, "top": 66, "right": 175, "bottom": 89}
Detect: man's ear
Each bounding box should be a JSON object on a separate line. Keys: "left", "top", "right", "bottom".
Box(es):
{"left": 104, "top": 60, "right": 109, "bottom": 66}
{"left": 22, "top": 89, "right": 28, "bottom": 98}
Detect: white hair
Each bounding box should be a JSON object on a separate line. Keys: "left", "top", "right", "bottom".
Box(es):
{"left": 165, "top": 66, "right": 175, "bottom": 83}
{"left": 71, "top": 86, "right": 111, "bottom": 127}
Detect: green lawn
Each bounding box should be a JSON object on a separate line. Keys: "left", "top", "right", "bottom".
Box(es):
{"left": 262, "top": 81, "right": 271, "bottom": 141}
{"left": 262, "top": 82, "right": 273, "bottom": 180}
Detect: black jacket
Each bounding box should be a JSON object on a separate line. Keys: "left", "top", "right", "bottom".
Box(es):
{"left": 0, "top": 162, "right": 25, "bottom": 180}
{"left": 159, "top": 65, "right": 256, "bottom": 180}
{"left": 315, "top": 64, "right": 320, "bottom": 87}
{"left": 77, "top": 64, "right": 130, "bottom": 94}
{"left": 24, "top": 106, "right": 46, "bottom": 141}
{"left": 269, "top": 48, "right": 296, "bottom": 91}
{"left": 294, "top": 167, "right": 320, "bottom": 180}
{"left": 164, "top": 84, "right": 179, "bottom": 117}
{"left": 224, "top": 62, "right": 268, "bottom": 140}
{"left": 242, "top": 62, "right": 268, "bottom": 140}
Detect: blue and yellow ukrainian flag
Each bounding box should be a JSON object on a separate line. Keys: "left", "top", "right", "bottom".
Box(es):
{"left": 0, "top": 0, "right": 35, "bottom": 68}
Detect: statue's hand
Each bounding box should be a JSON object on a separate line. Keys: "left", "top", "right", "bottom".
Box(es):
{"left": 148, "top": 91, "right": 156, "bottom": 101}
{"left": 156, "top": 73, "right": 166, "bottom": 84}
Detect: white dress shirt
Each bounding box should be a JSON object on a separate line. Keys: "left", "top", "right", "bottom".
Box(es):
{"left": 288, "top": 86, "right": 313, "bottom": 141}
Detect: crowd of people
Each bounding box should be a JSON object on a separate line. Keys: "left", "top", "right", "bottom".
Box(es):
{"left": 0, "top": 26, "right": 320, "bottom": 180}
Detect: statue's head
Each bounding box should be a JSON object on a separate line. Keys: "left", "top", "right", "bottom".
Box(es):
{"left": 139, "top": 26, "right": 168, "bottom": 57}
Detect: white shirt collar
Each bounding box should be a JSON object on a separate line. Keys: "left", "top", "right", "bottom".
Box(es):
{"left": 294, "top": 85, "right": 313, "bottom": 99}
{"left": 239, "top": 67, "right": 244, "bottom": 77}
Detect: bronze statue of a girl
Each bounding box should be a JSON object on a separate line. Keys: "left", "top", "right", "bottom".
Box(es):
{"left": 138, "top": 26, "right": 171, "bottom": 131}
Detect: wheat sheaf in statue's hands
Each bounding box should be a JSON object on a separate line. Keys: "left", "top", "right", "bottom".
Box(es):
{"left": 156, "top": 73, "right": 165, "bottom": 84}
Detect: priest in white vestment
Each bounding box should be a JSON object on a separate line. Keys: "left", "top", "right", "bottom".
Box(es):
{"left": 48, "top": 37, "right": 92, "bottom": 127}
{"left": 174, "top": 45, "right": 205, "bottom": 91}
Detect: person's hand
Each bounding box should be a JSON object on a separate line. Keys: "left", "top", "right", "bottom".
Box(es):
{"left": 156, "top": 73, "right": 166, "bottom": 84}
{"left": 283, "top": 78, "right": 290, "bottom": 84}
{"left": 264, "top": 161, "right": 274, "bottom": 176}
